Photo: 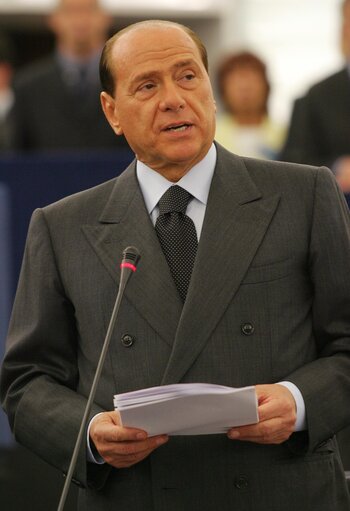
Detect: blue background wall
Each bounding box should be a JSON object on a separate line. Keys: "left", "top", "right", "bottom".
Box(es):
{"left": 0, "top": 183, "right": 12, "bottom": 446}
{"left": 0, "top": 149, "right": 132, "bottom": 445}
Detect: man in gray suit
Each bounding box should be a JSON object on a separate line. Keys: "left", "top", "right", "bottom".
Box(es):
{"left": 1, "top": 20, "right": 350, "bottom": 511}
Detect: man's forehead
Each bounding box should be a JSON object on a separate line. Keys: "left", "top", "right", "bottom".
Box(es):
{"left": 112, "top": 25, "right": 200, "bottom": 67}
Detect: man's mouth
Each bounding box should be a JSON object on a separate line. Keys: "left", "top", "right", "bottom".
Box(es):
{"left": 164, "top": 123, "right": 192, "bottom": 132}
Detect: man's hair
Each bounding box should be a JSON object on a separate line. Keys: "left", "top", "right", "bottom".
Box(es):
{"left": 99, "top": 20, "right": 208, "bottom": 97}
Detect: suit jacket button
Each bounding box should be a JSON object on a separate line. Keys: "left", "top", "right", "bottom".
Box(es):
{"left": 241, "top": 323, "right": 254, "bottom": 336}
{"left": 121, "top": 334, "right": 135, "bottom": 347}
{"left": 234, "top": 475, "right": 249, "bottom": 490}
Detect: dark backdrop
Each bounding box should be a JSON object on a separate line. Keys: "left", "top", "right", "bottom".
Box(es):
{"left": 0, "top": 149, "right": 132, "bottom": 510}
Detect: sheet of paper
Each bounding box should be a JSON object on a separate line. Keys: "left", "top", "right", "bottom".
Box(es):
{"left": 114, "top": 383, "right": 258, "bottom": 436}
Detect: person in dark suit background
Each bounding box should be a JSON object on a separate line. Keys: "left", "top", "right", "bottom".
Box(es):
{"left": 1, "top": 19, "right": 350, "bottom": 511}
{"left": 280, "top": 0, "right": 350, "bottom": 464}
{"left": 280, "top": 0, "right": 350, "bottom": 201}
{"left": 10, "top": 0, "right": 129, "bottom": 151}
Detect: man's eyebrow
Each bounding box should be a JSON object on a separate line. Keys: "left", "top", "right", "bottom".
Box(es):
{"left": 172, "top": 59, "right": 198, "bottom": 70}
{"left": 131, "top": 71, "right": 159, "bottom": 85}
{"left": 130, "top": 59, "right": 199, "bottom": 86}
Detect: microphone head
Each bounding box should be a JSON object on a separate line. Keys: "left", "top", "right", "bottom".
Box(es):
{"left": 121, "top": 246, "right": 141, "bottom": 272}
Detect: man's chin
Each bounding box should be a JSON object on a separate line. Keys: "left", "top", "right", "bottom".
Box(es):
{"left": 161, "top": 143, "right": 208, "bottom": 166}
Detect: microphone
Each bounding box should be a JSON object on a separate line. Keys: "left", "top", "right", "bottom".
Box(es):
{"left": 120, "top": 246, "right": 141, "bottom": 280}
{"left": 57, "top": 246, "right": 141, "bottom": 511}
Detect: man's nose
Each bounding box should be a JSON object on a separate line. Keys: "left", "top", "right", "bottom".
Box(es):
{"left": 158, "top": 81, "right": 186, "bottom": 112}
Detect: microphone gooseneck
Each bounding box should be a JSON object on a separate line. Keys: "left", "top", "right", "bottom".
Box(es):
{"left": 57, "top": 246, "right": 141, "bottom": 511}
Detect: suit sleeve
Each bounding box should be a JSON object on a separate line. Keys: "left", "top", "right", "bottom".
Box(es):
{"left": 286, "top": 166, "right": 350, "bottom": 452}
{"left": 0, "top": 208, "right": 111, "bottom": 489}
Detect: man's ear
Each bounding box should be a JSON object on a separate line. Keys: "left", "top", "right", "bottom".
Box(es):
{"left": 100, "top": 91, "right": 124, "bottom": 135}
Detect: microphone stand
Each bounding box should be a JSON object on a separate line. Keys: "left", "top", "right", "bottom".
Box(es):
{"left": 57, "top": 247, "right": 140, "bottom": 511}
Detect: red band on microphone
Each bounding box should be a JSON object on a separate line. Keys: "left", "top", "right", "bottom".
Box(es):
{"left": 120, "top": 262, "right": 137, "bottom": 272}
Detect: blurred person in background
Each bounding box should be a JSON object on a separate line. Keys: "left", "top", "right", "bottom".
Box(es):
{"left": 280, "top": 0, "right": 350, "bottom": 199}
{"left": 215, "top": 51, "right": 285, "bottom": 160}
{"left": 0, "top": 34, "right": 15, "bottom": 151}
{"left": 10, "top": 0, "right": 129, "bottom": 151}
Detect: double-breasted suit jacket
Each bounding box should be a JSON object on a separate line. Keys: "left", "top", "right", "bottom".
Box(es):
{"left": 1, "top": 144, "right": 350, "bottom": 510}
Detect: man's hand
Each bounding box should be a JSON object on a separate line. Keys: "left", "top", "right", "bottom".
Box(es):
{"left": 227, "top": 384, "right": 296, "bottom": 444}
{"left": 89, "top": 411, "right": 168, "bottom": 468}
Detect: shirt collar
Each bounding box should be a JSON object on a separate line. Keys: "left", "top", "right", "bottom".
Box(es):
{"left": 136, "top": 143, "right": 217, "bottom": 215}
{"left": 56, "top": 49, "right": 102, "bottom": 86}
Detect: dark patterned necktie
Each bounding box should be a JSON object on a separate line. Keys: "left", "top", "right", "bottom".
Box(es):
{"left": 155, "top": 185, "right": 198, "bottom": 302}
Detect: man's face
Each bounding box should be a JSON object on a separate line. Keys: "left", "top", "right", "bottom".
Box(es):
{"left": 101, "top": 26, "right": 216, "bottom": 179}
{"left": 49, "top": 0, "right": 110, "bottom": 55}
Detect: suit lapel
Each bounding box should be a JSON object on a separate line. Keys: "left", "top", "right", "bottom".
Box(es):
{"left": 161, "top": 147, "right": 280, "bottom": 384}
{"left": 83, "top": 149, "right": 280, "bottom": 382}
{"left": 82, "top": 162, "right": 182, "bottom": 348}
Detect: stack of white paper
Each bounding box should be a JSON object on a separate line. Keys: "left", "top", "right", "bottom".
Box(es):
{"left": 114, "top": 383, "right": 258, "bottom": 436}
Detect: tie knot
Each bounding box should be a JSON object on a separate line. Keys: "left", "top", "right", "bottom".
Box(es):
{"left": 158, "top": 185, "right": 193, "bottom": 215}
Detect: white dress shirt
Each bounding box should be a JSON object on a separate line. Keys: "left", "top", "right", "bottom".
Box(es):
{"left": 136, "top": 143, "right": 217, "bottom": 237}
{"left": 87, "top": 143, "right": 306, "bottom": 463}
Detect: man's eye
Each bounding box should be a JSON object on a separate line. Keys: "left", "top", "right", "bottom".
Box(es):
{"left": 183, "top": 73, "right": 195, "bottom": 81}
{"left": 140, "top": 83, "right": 155, "bottom": 91}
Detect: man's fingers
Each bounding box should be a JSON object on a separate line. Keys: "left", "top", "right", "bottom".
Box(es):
{"left": 103, "top": 425, "right": 148, "bottom": 443}
{"left": 228, "top": 418, "right": 284, "bottom": 441}
{"left": 107, "top": 446, "right": 157, "bottom": 469}
{"left": 257, "top": 399, "right": 295, "bottom": 423}
{"left": 94, "top": 426, "right": 168, "bottom": 457}
{"left": 228, "top": 414, "right": 295, "bottom": 444}
{"left": 255, "top": 384, "right": 297, "bottom": 422}
{"left": 100, "top": 435, "right": 169, "bottom": 468}
{"left": 90, "top": 411, "right": 149, "bottom": 443}
{"left": 89, "top": 410, "right": 169, "bottom": 468}
{"left": 111, "top": 434, "right": 168, "bottom": 455}
{"left": 227, "top": 384, "right": 297, "bottom": 445}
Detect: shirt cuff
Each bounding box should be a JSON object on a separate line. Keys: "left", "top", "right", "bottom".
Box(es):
{"left": 87, "top": 413, "right": 106, "bottom": 464}
{"left": 278, "top": 381, "right": 307, "bottom": 431}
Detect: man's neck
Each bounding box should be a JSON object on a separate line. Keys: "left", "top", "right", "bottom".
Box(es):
{"left": 157, "top": 166, "right": 192, "bottom": 183}
{"left": 138, "top": 145, "right": 213, "bottom": 183}
{"left": 57, "top": 41, "right": 102, "bottom": 61}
